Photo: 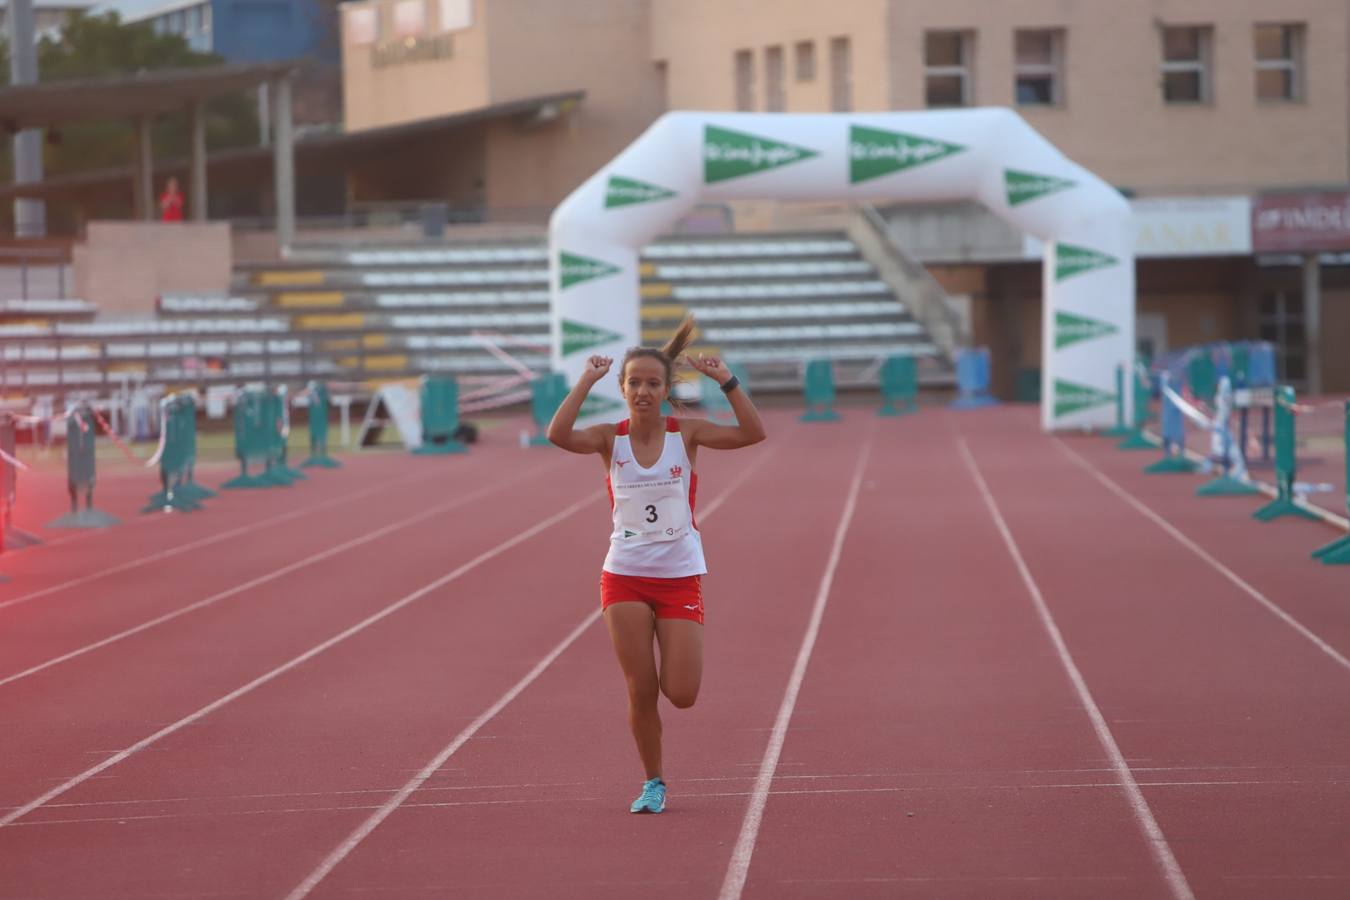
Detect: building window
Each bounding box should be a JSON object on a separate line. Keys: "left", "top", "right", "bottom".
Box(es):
{"left": 393, "top": 0, "right": 426, "bottom": 38}
{"left": 925, "top": 30, "right": 973, "bottom": 107}
{"left": 1257, "top": 290, "right": 1305, "bottom": 382}
{"left": 1161, "top": 25, "right": 1212, "bottom": 103}
{"left": 186, "top": 4, "right": 201, "bottom": 33}
{"left": 438, "top": 0, "right": 472, "bottom": 32}
{"left": 765, "top": 45, "right": 785, "bottom": 111}
{"left": 1014, "top": 28, "right": 1063, "bottom": 106}
{"left": 346, "top": 6, "right": 377, "bottom": 45}
{"left": 166, "top": 9, "right": 185, "bottom": 33}
{"left": 735, "top": 49, "right": 755, "bottom": 111}
{"left": 1254, "top": 23, "right": 1304, "bottom": 102}
{"left": 795, "top": 40, "right": 815, "bottom": 81}
{"left": 829, "top": 36, "right": 851, "bottom": 112}
{"left": 201, "top": 2, "right": 212, "bottom": 33}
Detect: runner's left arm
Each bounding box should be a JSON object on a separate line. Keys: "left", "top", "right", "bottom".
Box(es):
{"left": 684, "top": 354, "right": 767, "bottom": 450}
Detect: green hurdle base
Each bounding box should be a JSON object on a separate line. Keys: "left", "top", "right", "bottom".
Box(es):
{"left": 47, "top": 508, "right": 121, "bottom": 529}
{"left": 1252, "top": 497, "right": 1321, "bottom": 522}
{"left": 3, "top": 524, "right": 43, "bottom": 548}
{"left": 1195, "top": 475, "right": 1261, "bottom": 497}
{"left": 140, "top": 489, "right": 201, "bottom": 513}
{"left": 1144, "top": 455, "right": 1198, "bottom": 474}
{"left": 800, "top": 404, "right": 841, "bottom": 423}
{"left": 1101, "top": 424, "right": 1133, "bottom": 438}
{"left": 1311, "top": 534, "right": 1350, "bottom": 565}
{"left": 413, "top": 437, "right": 468, "bottom": 455}
{"left": 301, "top": 452, "right": 342, "bottom": 468}
{"left": 877, "top": 398, "right": 917, "bottom": 417}
{"left": 1117, "top": 430, "right": 1156, "bottom": 450}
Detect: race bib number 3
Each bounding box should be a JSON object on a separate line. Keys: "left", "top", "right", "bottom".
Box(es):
{"left": 615, "top": 477, "right": 689, "bottom": 542}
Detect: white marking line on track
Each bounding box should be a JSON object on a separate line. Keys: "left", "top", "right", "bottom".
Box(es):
{"left": 717, "top": 434, "right": 872, "bottom": 900}
{"left": 957, "top": 438, "right": 1195, "bottom": 900}
{"left": 1055, "top": 439, "right": 1350, "bottom": 675}
{"left": 283, "top": 444, "right": 777, "bottom": 900}
{"left": 0, "top": 462, "right": 443, "bottom": 613}
{"left": 0, "top": 491, "right": 598, "bottom": 829}
{"left": 0, "top": 463, "right": 559, "bottom": 689}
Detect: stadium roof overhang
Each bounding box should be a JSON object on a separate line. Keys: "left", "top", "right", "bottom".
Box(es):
{"left": 0, "top": 88, "right": 586, "bottom": 236}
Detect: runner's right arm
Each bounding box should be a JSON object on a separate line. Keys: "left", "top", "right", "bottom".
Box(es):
{"left": 547, "top": 355, "right": 615, "bottom": 455}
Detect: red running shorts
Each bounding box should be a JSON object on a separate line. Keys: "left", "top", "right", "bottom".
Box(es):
{"left": 600, "top": 571, "right": 704, "bottom": 625}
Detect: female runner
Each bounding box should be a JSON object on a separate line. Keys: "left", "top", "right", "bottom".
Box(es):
{"left": 547, "top": 318, "right": 766, "bottom": 813}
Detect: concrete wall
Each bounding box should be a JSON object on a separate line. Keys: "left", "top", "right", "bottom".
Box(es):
{"left": 885, "top": 0, "right": 1349, "bottom": 192}
{"left": 73, "top": 222, "right": 231, "bottom": 316}
{"left": 341, "top": 0, "right": 492, "bottom": 131}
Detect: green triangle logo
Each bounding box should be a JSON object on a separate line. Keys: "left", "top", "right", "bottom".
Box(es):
{"left": 605, "top": 175, "right": 677, "bottom": 209}
{"left": 559, "top": 251, "right": 621, "bottom": 290}
{"left": 1055, "top": 243, "right": 1119, "bottom": 282}
{"left": 703, "top": 125, "right": 819, "bottom": 184}
{"left": 623, "top": 529, "right": 639, "bottom": 538}
{"left": 562, "top": 318, "right": 623, "bottom": 356}
{"left": 1054, "top": 378, "right": 1115, "bottom": 418}
{"left": 579, "top": 394, "right": 625, "bottom": 418}
{"left": 849, "top": 125, "right": 966, "bottom": 184}
{"left": 1005, "top": 169, "right": 1076, "bottom": 206}
{"left": 1055, "top": 311, "right": 1119, "bottom": 349}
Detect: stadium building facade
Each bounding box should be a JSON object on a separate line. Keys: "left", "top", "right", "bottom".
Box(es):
{"left": 342, "top": 1, "right": 1350, "bottom": 393}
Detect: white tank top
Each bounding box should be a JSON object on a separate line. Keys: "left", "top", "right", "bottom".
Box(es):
{"left": 603, "top": 417, "right": 707, "bottom": 578}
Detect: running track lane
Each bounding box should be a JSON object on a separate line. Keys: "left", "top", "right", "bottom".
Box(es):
{"left": 0, "top": 448, "right": 550, "bottom": 680}
{"left": 0, "top": 421, "right": 775, "bottom": 897}
{"left": 0, "top": 447, "right": 458, "bottom": 610}
{"left": 726, "top": 411, "right": 1180, "bottom": 899}
{"left": 0, "top": 454, "right": 582, "bottom": 818}
{"left": 273, "top": 417, "right": 854, "bottom": 899}
{"left": 955, "top": 408, "right": 1350, "bottom": 899}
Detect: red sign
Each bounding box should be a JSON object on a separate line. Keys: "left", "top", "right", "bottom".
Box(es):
{"left": 1252, "top": 191, "right": 1350, "bottom": 252}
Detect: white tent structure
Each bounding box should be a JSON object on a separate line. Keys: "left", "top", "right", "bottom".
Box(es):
{"left": 548, "top": 109, "right": 1133, "bottom": 431}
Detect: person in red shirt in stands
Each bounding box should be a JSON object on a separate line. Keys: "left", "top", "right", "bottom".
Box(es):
{"left": 160, "top": 177, "right": 184, "bottom": 222}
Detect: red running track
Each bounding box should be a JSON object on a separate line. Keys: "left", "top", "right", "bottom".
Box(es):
{"left": 0, "top": 406, "right": 1346, "bottom": 899}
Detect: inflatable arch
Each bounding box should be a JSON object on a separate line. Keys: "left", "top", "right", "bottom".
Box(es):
{"left": 548, "top": 109, "right": 1133, "bottom": 431}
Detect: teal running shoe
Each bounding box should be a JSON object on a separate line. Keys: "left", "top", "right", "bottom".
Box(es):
{"left": 630, "top": 778, "right": 666, "bottom": 814}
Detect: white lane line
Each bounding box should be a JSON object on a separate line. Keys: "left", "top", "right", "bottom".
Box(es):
{"left": 1055, "top": 439, "right": 1350, "bottom": 675}
{"left": 717, "top": 435, "right": 872, "bottom": 900}
{"left": 957, "top": 438, "right": 1195, "bottom": 900}
{"left": 283, "top": 445, "right": 776, "bottom": 900}
{"left": 0, "top": 492, "right": 598, "bottom": 829}
{"left": 0, "top": 461, "right": 447, "bottom": 613}
{"left": 0, "top": 462, "right": 560, "bottom": 689}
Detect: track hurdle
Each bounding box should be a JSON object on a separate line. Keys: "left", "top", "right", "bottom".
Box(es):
{"left": 1145, "top": 372, "right": 1199, "bottom": 474}
{"left": 143, "top": 393, "right": 204, "bottom": 512}
{"left": 1101, "top": 362, "right": 1133, "bottom": 438}
{"left": 1117, "top": 362, "right": 1156, "bottom": 450}
{"left": 700, "top": 363, "right": 747, "bottom": 424}
{"left": 222, "top": 386, "right": 294, "bottom": 489}
{"left": 1195, "top": 376, "right": 1260, "bottom": 497}
{"left": 413, "top": 375, "right": 467, "bottom": 454}
{"left": 528, "top": 373, "right": 568, "bottom": 446}
{"left": 300, "top": 380, "right": 342, "bottom": 467}
{"left": 1311, "top": 400, "right": 1350, "bottom": 565}
{"left": 949, "top": 347, "right": 997, "bottom": 409}
{"left": 877, "top": 355, "right": 917, "bottom": 416}
{"left": 272, "top": 386, "right": 307, "bottom": 482}
{"left": 47, "top": 402, "right": 120, "bottom": 528}
{"left": 0, "top": 411, "right": 41, "bottom": 547}
{"left": 1252, "top": 385, "right": 1321, "bottom": 523}
{"left": 800, "top": 359, "right": 841, "bottom": 422}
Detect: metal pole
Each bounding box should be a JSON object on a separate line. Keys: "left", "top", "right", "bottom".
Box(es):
{"left": 1302, "top": 253, "right": 1322, "bottom": 395}
{"left": 8, "top": 0, "right": 45, "bottom": 238}
{"left": 271, "top": 77, "right": 296, "bottom": 248}
{"left": 190, "top": 101, "right": 208, "bottom": 221}
{"left": 135, "top": 115, "right": 155, "bottom": 221}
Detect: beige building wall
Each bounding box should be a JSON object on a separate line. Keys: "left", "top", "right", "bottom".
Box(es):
{"left": 885, "top": 0, "right": 1349, "bottom": 192}
{"left": 483, "top": 0, "right": 664, "bottom": 213}
{"left": 341, "top": 0, "right": 492, "bottom": 131}
{"left": 651, "top": 0, "right": 890, "bottom": 112}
